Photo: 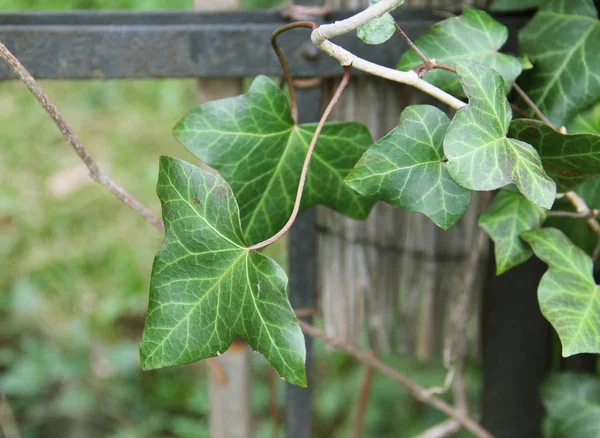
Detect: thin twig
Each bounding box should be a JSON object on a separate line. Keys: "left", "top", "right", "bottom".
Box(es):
{"left": 352, "top": 360, "right": 375, "bottom": 438}
{"left": 206, "top": 358, "right": 228, "bottom": 385}
{"left": 271, "top": 22, "right": 317, "bottom": 124}
{"left": 548, "top": 209, "right": 600, "bottom": 219}
{"left": 298, "top": 321, "right": 493, "bottom": 438}
{"left": 247, "top": 66, "right": 352, "bottom": 251}
{"left": 395, "top": 22, "right": 428, "bottom": 64}
{"left": 564, "top": 191, "right": 600, "bottom": 261}
{"left": 512, "top": 83, "right": 556, "bottom": 129}
{"left": 310, "top": 0, "right": 465, "bottom": 110}
{"left": 0, "top": 41, "right": 235, "bottom": 383}
{"left": 0, "top": 41, "right": 165, "bottom": 233}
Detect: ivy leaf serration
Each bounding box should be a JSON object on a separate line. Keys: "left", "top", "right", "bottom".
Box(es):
{"left": 518, "top": 0, "right": 600, "bottom": 127}
{"left": 397, "top": 9, "right": 522, "bottom": 97}
{"left": 542, "top": 374, "right": 600, "bottom": 438}
{"left": 140, "top": 157, "right": 306, "bottom": 386}
{"left": 345, "top": 105, "right": 471, "bottom": 230}
{"left": 479, "top": 189, "right": 546, "bottom": 275}
{"left": 521, "top": 228, "right": 600, "bottom": 357}
{"left": 509, "top": 118, "right": 600, "bottom": 191}
{"left": 444, "top": 60, "right": 556, "bottom": 209}
{"left": 174, "top": 76, "right": 375, "bottom": 245}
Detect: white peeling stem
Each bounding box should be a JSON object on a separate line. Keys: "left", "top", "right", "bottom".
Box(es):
{"left": 311, "top": 1, "right": 466, "bottom": 111}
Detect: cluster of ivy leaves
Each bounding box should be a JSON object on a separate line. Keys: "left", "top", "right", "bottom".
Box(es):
{"left": 140, "top": 0, "right": 600, "bottom": 417}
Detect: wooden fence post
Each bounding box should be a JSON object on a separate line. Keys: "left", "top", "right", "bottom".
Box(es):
{"left": 193, "top": 2, "right": 252, "bottom": 438}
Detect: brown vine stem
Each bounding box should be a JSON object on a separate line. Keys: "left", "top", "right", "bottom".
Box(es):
{"left": 564, "top": 192, "right": 600, "bottom": 261}
{"left": 512, "top": 82, "right": 556, "bottom": 129}
{"left": 271, "top": 21, "right": 317, "bottom": 124}
{"left": 247, "top": 66, "right": 352, "bottom": 251}
{"left": 395, "top": 22, "right": 427, "bottom": 64}
{"left": 0, "top": 41, "right": 165, "bottom": 234}
{"left": 352, "top": 359, "right": 375, "bottom": 438}
{"left": 298, "top": 320, "right": 494, "bottom": 438}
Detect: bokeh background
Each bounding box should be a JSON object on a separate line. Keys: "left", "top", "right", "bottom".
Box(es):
{"left": 0, "top": 1, "right": 476, "bottom": 437}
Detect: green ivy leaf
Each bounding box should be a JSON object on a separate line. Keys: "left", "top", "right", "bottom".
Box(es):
{"left": 174, "top": 76, "right": 375, "bottom": 245}
{"left": 489, "top": 0, "right": 542, "bottom": 12}
{"left": 396, "top": 9, "right": 522, "bottom": 97}
{"left": 521, "top": 228, "right": 600, "bottom": 357}
{"left": 542, "top": 373, "right": 600, "bottom": 438}
{"left": 479, "top": 189, "right": 546, "bottom": 275}
{"left": 509, "top": 118, "right": 600, "bottom": 191}
{"left": 345, "top": 105, "right": 470, "bottom": 230}
{"left": 444, "top": 60, "right": 556, "bottom": 209}
{"left": 140, "top": 157, "right": 306, "bottom": 386}
{"left": 568, "top": 102, "right": 600, "bottom": 135}
{"left": 518, "top": 0, "right": 600, "bottom": 127}
{"left": 357, "top": 0, "right": 404, "bottom": 45}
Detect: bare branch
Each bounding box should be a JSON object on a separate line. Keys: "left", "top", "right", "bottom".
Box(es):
{"left": 310, "top": 2, "right": 465, "bottom": 110}
{"left": 248, "top": 67, "right": 352, "bottom": 251}
{"left": 394, "top": 22, "right": 428, "bottom": 64}
{"left": 298, "top": 320, "right": 493, "bottom": 438}
{"left": 564, "top": 191, "right": 600, "bottom": 261}
{"left": 0, "top": 41, "right": 164, "bottom": 234}
{"left": 271, "top": 22, "right": 317, "bottom": 124}
{"left": 512, "top": 83, "right": 556, "bottom": 129}
{"left": 352, "top": 360, "right": 375, "bottom": 438}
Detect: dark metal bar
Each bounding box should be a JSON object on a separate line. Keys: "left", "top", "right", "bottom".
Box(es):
{"left": 0, "top": 9, "right": 529, "bottom": 80}
{"left": 481, "top": 256, "right": 553, "bottom": 438}
{"left": 284, "top": 1, "right": 324, "bottom": 435}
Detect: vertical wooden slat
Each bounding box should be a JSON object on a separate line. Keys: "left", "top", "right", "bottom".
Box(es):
{"left": 193, "top": 2, "right": 251, "bottom": 438}
{"left": 319, "top": 0, "right": 487, "bottom": 360}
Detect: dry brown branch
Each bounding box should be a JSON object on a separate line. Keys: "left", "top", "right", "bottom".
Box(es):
{"left": 352, "top": 359, "right": 375, "bottom": 438}
{"left": 0, "top": 41, "right": 164, "bottom": 234}
{"left": 298, "top": 320, "right": 494, "bottom": 438}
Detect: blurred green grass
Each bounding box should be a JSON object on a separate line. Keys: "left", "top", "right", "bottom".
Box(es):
{"left": 0, "top": 1, "right": 479, "bottom": 437}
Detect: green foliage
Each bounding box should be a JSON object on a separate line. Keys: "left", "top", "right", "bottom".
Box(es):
{"left": 346, "top": 105, "right": 470, "bottom": 230}
{"left": 569, "top": 102, "right": 600, "bottom": 135}
{"left": 489, "top": 0, "right": 542, "bottom": 11}
{"left": 518, "top": 0, "right": 600, "bottom": 127}
{"left": 140, "top": 157, "right": 305, "bottom": 386}
{"left": 542, "top": 373, "right": 600, "bottom": 437}
{"left": 521, "top": 228, "right": 600, "bottom": 356}
{"left": 479, "top": 189, "right": 546, "bottom": 275}
{"left": 174, "top": 76, "right": 374, "bottom": 245}
{"left": 509, "top": 118, "right": 600, "bottom": 191}
{"left": 444, "top": 60, "right": 556, "bottom": 209}
{"left": 397, "top": 9, "right": 522, "bottom": 97}
{"left": 356, "top": 0, "right": 403, "bottom": 45}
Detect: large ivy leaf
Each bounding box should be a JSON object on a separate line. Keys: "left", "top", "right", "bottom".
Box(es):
{"left": 140, "top": 157, "right": 306, "bottom": 386}
{"left": 174, "top": 76, "right": 374, "bottom": 245}
{"left": 345, "top": 105, "right": 470, "bottom": 230}
{"left": 509, "top": 118, "right": 600, "bottom": 191}
{"left": 568, "top": 102, "right": 600, "bottom": 135}
{"left": 542, "top": 373, "right": 600, "bottom": 438}
{"left": 489, "top": 0, "right": 542, "bottom": 11}
{"left": 356, "top": 0, "right": 404, "bottom": 45}
{"left": 396, "top": 9, "right": 522, "bottom": 97}
{"left": 479, "top": 189, "right": 546, "bottom": 275}
{"left": 521, "top": 228, "right": 600, "bottom": 356}
{"left": 444, "top": 60, "right": 556, "bottom": 209}
{"left": 518, "top": 0, "right": 600, "bottom": 127}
